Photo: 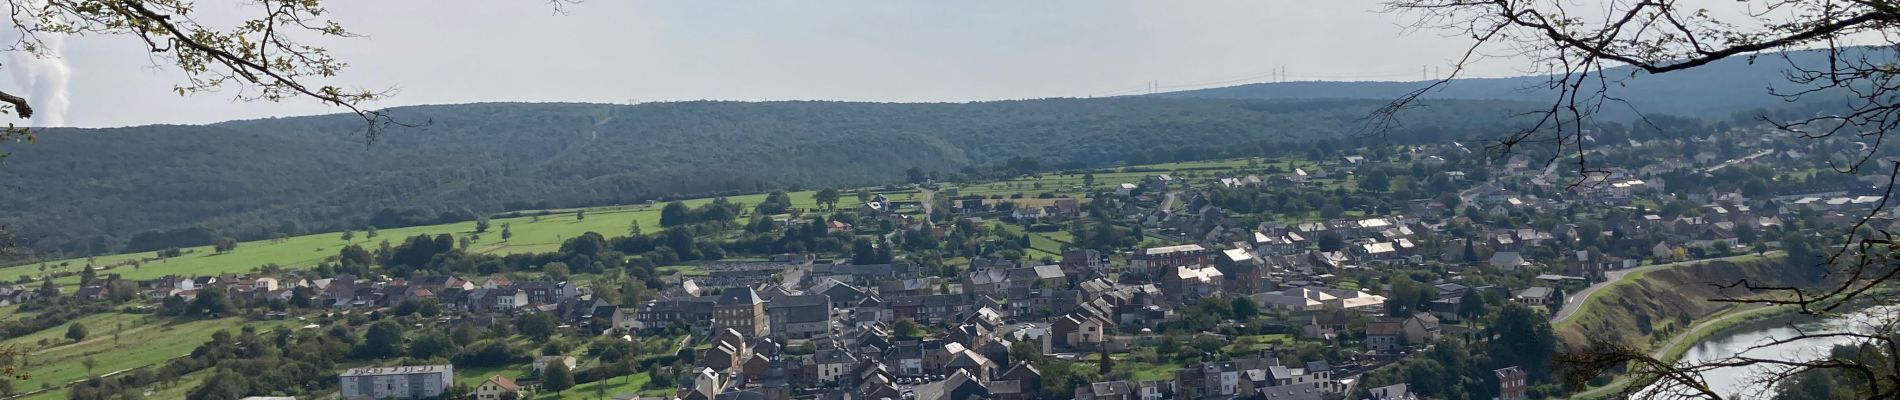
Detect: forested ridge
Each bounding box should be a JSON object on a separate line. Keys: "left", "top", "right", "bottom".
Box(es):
{"left": 3, "top": 97, "right": 1533, "bottom": 258}
{"left": 1155, "top": 47, "right": 1880, "bottom": 121}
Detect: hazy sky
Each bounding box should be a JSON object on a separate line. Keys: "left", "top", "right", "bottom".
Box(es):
{"left": 38, "top": 1, "right": 1562, "bottom": 127}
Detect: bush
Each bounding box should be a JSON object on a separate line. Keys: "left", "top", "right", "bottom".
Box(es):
{"left": 66, "top": 322, "right": 88, "bottom": 342}
{"left": 456, "top": 340, "right": 529, "bottom": 367}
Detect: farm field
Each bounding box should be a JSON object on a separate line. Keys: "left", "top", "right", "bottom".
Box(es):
{"left": 7, "top": 313, "right": 292, "bottom": 399}
{"left": 3, "top": 190, "right": 852, "bottom": 291}
{"left": 0, "top": 305, "right": 37, "bottom": 322}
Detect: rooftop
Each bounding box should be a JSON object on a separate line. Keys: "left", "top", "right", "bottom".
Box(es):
{"left": 339, "top": 364, "right": 452, "bottom": 377}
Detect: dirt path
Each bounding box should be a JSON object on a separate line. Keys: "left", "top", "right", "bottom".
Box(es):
{"left": 36, "top": 320, "right": 164, "bottom": 356}
{"left": 472, "top": 243, "right": 508, "bottom": 254}
{"left": 919, "top": 188, "right": 934, "bottom": 222}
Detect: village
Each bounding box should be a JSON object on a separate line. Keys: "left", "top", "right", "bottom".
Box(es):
{"left": 5, "top": 123, "right": 1876, "bottom": 400}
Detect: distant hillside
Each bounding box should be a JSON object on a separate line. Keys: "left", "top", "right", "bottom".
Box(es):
{"left": 1155, "top": 47, "right": 1878, "bottom": 119}
{"left": 1, "top": 97, "right": 1532, "bottom": 257}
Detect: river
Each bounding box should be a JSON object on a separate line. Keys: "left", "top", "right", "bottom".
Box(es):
{"left": 1643, "top": 305, "right": 1899, "bottom": 399}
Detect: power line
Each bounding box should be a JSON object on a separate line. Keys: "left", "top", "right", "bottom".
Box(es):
{"left": 1085, "top": 65, "right": 1474, "bottom": 98}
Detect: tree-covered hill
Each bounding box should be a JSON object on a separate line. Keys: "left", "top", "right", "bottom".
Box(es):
{"left": 1155, "top": 47, "right": 1881, "bottom": 120}
{"left": 1, "top": 97, "right": 1534, "bottom": 257}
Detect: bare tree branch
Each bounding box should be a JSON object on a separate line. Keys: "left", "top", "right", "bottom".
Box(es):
{"left": 1387, "top": 1, "right": 1900, "bottom": 399}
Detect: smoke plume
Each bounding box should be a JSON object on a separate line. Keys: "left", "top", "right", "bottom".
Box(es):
{"left": 6, "top": 1, "right": 70, "bottom": 127}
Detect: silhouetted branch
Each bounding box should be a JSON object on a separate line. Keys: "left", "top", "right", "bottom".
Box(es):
{"left": 1387, "top": 1, "right": 1900, "bottom": 398}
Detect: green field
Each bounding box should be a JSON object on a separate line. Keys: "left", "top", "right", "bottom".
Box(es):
{"left": 988, "top": 222, "right": 1068, "bottom": 261}
{"left": 4, "top": 190, "right": 849, "bottom": 291}
{"left": 656, "top": 265, "right": 710, "bottom": 277}
{"left": 1073, "top": 353, "right": 1184, "bottom": 382}
{"left": 9, "top": 156, "right": 1301, "bottom": 291}
{"left": 455, "top": 364, "right": 534, "bottom": 388}
{"left": 0, "top": 305, "right": 38, "bottom": 322}
{"left": 552, "top": 370, "right": 673, "bottom": 399}
{"left": 1025, "top": 231, "right": 1070, "bottom": 262}
{"left": 5, "top": 313, "right": 291, "bottom": 399}
{"left": 1224, "top": 334, "right": 1294, "bottom": 354}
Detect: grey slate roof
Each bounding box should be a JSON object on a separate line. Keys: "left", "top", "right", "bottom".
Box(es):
{"left": 717, "top": 287, "right": 764, "bottom": 306}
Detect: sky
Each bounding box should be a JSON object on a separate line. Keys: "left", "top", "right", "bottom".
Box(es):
{"left": 10, "top": 1, "right": 1708, "bottom": 127}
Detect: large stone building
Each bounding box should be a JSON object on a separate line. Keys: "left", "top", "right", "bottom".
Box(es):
{"left": 338, "top": 365, "right": 454, "bottom": 400}
{"left": 765, "top": 293, "right": 832, "bottom": 339}
{"left": 715, "top": 287, "right": 769, "bottom": 337}
{"left": 1133, "top": 244, "right": 1209, "bottom": 276}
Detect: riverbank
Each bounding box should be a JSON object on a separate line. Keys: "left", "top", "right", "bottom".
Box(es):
{"left": 1552, "top": 253, "right": 1776, "bottom": 327}
{"left": 1570, "top": 289, "right": 1900, "bottom": 399}
{"left": 1553, "top": 254, "right": 1832, "bottom": 399}
{"left": 1553, "top": 254, "right": 1811, "bottom": 351}
{"left": 1568, "top": 304, "right": 1798, "bottom": 399}
{"left": 1658, "top": 305, "right": 1803, "bottom": 362}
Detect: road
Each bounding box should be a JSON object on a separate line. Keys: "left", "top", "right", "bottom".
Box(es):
{"left": 919, "top": 188, "right": 934, "bottom": 223}
{"left": 1703, "top": 149, "right": 1773, "bottom": 173}
{"left": 1550, "top": 253, "right": 1777, "bottom": 325}
{"left": 1159, "top": 191, "right": 1180, "bottom": 213}
{"left": 780, "top": 263, "right": 809, "bottom": 291}
{"left": 1555, "top": 253, "right": 1781, "bottom": 399}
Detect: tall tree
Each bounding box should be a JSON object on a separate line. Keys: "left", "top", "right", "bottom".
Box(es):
{"left": 905, "top": 167, "right": 927, "bottom": 183}
{"left": 65, "top": 322, "right": 87, "bottom": 342}
{"left": 517, "top": 312, "right": 558, "bottom": 341}
{"left": 1230, "top": 296, "right": 1260, "bottom": 321}
{"left": 409, "top": 332, "right": 454, "bottom": 360}
{"left": 660, "top": 201, "right": 692, "bottom": 227}
{"left": 815, "top": 188, "right": 841, "bottom": 210}
{"left": 1458, "top": 289, "right": 1486, "bottom": 320}
{"left": 1009, "top": 339, "right": 1044, "bottom": 366}
{"left": 543, "top": 362, "right": 575, "bottom": 392}
{"left": 1357, "top": 168, "right": 1391, "bottom": 192}
{"left": 213, "top": 236, "right": 238, "bottom": 253}
{"left": 188, "top": 288, "right": 233, "bottom": 316}
{"left": 756, "top": 190, "right": 793, "bottom": 215}
{"left": 359, "top": 320, "right": 404, "bottom": 359}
